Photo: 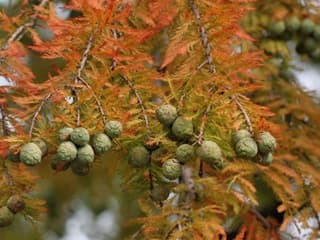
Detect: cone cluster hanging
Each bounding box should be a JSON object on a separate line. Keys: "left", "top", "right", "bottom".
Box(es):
{"left": 0, "top": 195, "right": 25, "bottom": 228}
{"left": 127, "top": 104, "right": 225, "bottom": 184}
{"left": 53, "top": 121, "right": 122, "bottom": 176}
{"left": 6, "top": 120, "right": 122, "bottom": 176}
{"left": 232, "top": 129, "right": 277, "bottom": 165}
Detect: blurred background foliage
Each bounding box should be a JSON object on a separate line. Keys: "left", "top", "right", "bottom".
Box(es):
{"left": 0, "top": 0, "right": 320, "bottom": 239}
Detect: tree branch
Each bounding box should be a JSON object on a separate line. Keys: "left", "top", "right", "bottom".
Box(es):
{"left": 188, "top": 0, "right": 218, "bottom": 176}
{"left": 123, "top": 77, "right": 150, "bottom": 129}
{"left": 0, "top": 107, "right": 15, "bottom": 189}
{"left": 124, "top": 76, "right": 153, "bottom": 190}
{"left": 111, "top": 24, "right": 154, "bottom": 192}
{"left": 28, "top": 92, "right": 53, "bottom": 137}
{"left": 189, "top": 0, "right": 215, "bottom": 73}
{"left": 77, "top": 77, "right": 107, "bottom": 125}
{"left": 0, "top": 0, "right": 50, "bottom": 51}
{"left": 2, "top": 159, "right": 15, "bottom": 188}
{"left": 250, "top": 207, "right": 271, "bottom": 229}
{"left": 0, "top": 106, "right": 10, "bottom": 136}
{"left": 75, "top": 32, "right": 94, "bottom": 83}
{"left": 232, "top": 95, "right": 253, "bottom": 134}
{"left": 71, "top": 31, "right": 95, "bottom": 127}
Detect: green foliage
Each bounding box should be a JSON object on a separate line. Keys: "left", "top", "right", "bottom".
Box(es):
{"left": 0, "top": 0, "right": 320, "bottom": 239}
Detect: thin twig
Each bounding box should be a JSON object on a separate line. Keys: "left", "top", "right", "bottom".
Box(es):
{"left": 123, "top": 76, "right": 153, "bottom": 190}
{"left": 71, "top": 89, "right": 81, "bottom": 127}
{"left": 232, "top": 95, "right": 253, "bottom": 134}
{"left": 250, "top": 208, "right": 271, "bottom": 229}
{"left": 124, "top": 77, "right": 150, "bottom": 129}
{"left": 189, "top": 0, "right": 215, "bottom": 73}
{"left": 131, "top": 228, "right": 143, "bottom": 240}
{"left": 1, "top": 107, "right": 15, "bottom": 188}
{"left": 72, "top": 31, "right": 95, "bottom": 127}
{"left": 28, "top": 92, "right": 52, "bottom": 137}
{"left": 75, "top": 32, "right": 94, "bottom": 83}
{"left": 197, "top": 104, "right": 211, "bottom": 145}
{"left": 0, "top": 106, "right": 10, "bottom": 136}
{"left": 164, "top": 222, "right": 180, "bottom": 240}
{"left": 197, "top": 59, "right": 208, "bottom": 71}
{"left": 179, "top": 0, "right": 215, "bottom": 105}
{"left": 78, "top": 77, "right": 107, "bottom": 125}
{"left": 110, "top": 29, "right": 118, "bottom": 71}
{"left": 189, "top": 0, "right": 215, "bottom": 176}
{"left": 111, "top": 23, "right": 154, "bottom": 192}
{"left": 1, "top": 0, "right": 50, "bottom": 51}
{"left": 188, "top": 0, "right": 216, "bottom": 177}
{"left": 2, "top": 160, "right": 15, "bottom": 187}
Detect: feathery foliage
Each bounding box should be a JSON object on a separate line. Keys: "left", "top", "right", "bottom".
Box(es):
{"left": 0, "top": 0, "right": 319, "bottom": 239}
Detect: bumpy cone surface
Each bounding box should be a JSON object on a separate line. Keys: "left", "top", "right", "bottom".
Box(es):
{"left": 7, "top": 195, "right": 25, "bottom": 214}
{"left": 105, "top": 120, "right": 122, "bottom": 139}
{"left": 70, "top": 127, "right": 90, "bottom": 146}
{"left": 156, "top": 104, "right": 178, "bottom": 126}
{"left": 257, "top": 131, "right": 276, "bottom": 154}
{"left": 56, "top": 141, "right": 77, "bottom": 162}
{"left": 128, "top": 146, "right": 150, "bottom": 168}
{"left": 19, "top": 143, "right": 42, "bottom": 166}
{"left": 58, "top": 127, "right": 73, "bottom": 141}
{"left": 71, "top": 160, "right": 90, "bottom": 176}
{"left": 32, "top": 138, "right": 48, "bottom": 157}
{"left": 77, "top": 144, "right": 95, "bottom": 163}
{"left": 197, "top": 141, "right": 222, "bottom": 165}
{"left": 0, "top": 206, "right": 14, "bottom": 227}
{"left": 176, "top": 144, "right": 194, "bottom": 163}
{"left": 231, "top": 129, "right": 251, "bottom": 146}
{"left": 162, "top": 159, "right": 181, "bottom": 180}
{"left": 235, "top": 137, "right": 258, "bottom": 158}
{"left": 171, "top": 117, "right": 194, "bottom": 141}
{"left": 91, "top": 133, "right": 112, "bottom": 154}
